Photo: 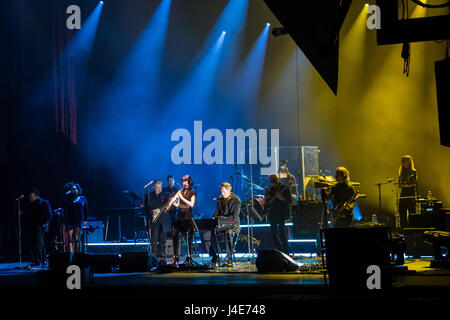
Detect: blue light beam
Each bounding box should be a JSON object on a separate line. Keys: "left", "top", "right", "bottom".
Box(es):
{"left": 167, "top": 31, "right": 226, "bottom": 114}
{"left": 232, "top": 23, "right": 270, "bottom": 110}
{"left": 27, "top": 2, "right": 103, "bottom": 110}
{"left": 111, "top": 0, "right": 172, "bottom": 107}
{"left": 65, "top": 1, "right": 104, "bottom": 63}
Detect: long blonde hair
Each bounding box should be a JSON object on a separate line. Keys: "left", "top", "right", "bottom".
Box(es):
{"left": 399, "top": 155, "right": 415, "bottom": 176}
{"left": 336, "top": 167, "right": 350, "bottom": 184}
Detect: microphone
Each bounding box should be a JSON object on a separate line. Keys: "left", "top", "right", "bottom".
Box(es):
{"left": 15, "top": 195, "right": 24, "bottom": 201}
{"left": 387, "top": 178, "right": 394, "bottom": 183}
{"left": 65, "top": 190, "right": 72, "bottom": 195}
{"left": 144, "top": 180, "right": 154, "bottom": 188}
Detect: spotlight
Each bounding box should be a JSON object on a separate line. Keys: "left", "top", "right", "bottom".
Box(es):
{"left": 100, "top": 1, "right": 104, "bottom": 3}
{"left": 266, "top": 22, "right": 271, "bottom": 27}
{"left": 271, "top": 27, "right": 287, "bottom": 37}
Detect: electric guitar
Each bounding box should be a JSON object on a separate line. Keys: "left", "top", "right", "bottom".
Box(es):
{"left": 329, "top": 192, "right": 362, "bottom": 227}
{"left": 151, "top": 188, "right": 183, "bottom": 224}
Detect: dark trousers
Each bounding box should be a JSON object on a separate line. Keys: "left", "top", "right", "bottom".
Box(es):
{"left": 150, "top": 220, "right": 167, "bottom": 257}
{"left": 223, "top": 230, "right": 235, "bottom": 261}
{"left": 200, "top": 230, "right": 218, "bottom": 258}
{"left": 399, "top": 198, "right": 415, "bottom": 231}
{"left": 172, "top": 220, "right": 194, "bottom": 258}
{"left": 269, "top": 216, "right": 289, "bottom": 254}
{"left": 200, "top": 230, "right": 235, "bottom": 261}
{"left": 30, "top": 225, "right": 46, "bottom": 264}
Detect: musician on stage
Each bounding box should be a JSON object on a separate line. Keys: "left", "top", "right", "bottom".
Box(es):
{"left": 279, "top": 164, "right": 298, "bottom": 205}
{"left": 212, "top": 182, "right": 241, "bottom": 267}
{"left": 23, "top": 188, "right": 52, "bottom": 267}
{"left": 162, "top": 175, "right": 179, "bottom": 225}
{"left": 324, "top": 167, "right": 357, "bottom": 228}
{"left": 171, "top": 175, "right": 196, "bottom": 265}
{"left": 145, "top": 180, "right": 171, "bottom": 259}
{"left": 265, "top": 174, "right": 291, "bottom": 254}
{"left": 398, "top": 155, "right": 417, "bottom": 232}
{"left": 63, "top": 182, "right": 88, "bottom": 253}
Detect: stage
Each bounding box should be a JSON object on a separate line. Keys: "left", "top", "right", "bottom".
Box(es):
{"left": 1, "top": 254, "right": 449, "bottom": 303}
{"left": 2, "top": 0, "right": 450, "bottom": 312}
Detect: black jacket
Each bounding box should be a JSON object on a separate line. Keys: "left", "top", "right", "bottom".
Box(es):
{"left": 267, "top": 184, "right": 291, "bottom": 219}
{"left": 145, "top": 191, "right": 171, "bottom": 232}
{"left": 213, "top": 193, "right": 241, "bottom": 223}
{"left": 26, "top": 197, "right": 52, "bottom": 227}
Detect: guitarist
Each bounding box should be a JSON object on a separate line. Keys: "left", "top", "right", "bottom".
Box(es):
{"left": 324, "top": 167, "right": 357, "bottom": 228}
{"left": 265, "top": 174, "right": 291, "bottom": 254}
{"left": 145, "top": 180, "right": 171, "bottom": 259}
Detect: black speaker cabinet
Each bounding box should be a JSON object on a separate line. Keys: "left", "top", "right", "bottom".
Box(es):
{"left": 404, "top": 228, "right": 435, "bottom": 258}
{"left": 293, "top": 201, "right": 323, "bottom": 238}
{"left": 255, "top": 249, "right": 299, "bottom": 273}
{"left": 118, "top": 251, "right": 158, "bottom": 273}
{"left": 324, "top": 227, "right": 392, "bottom": 291}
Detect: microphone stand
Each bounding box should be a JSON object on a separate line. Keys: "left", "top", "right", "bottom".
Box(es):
{"left": 248, "top": 163, "right": 255, "bottom": 261}
{"left": 143, "top": 181, "right": 153, "bottom": 244}
{"left": 374, "top": 179, "right": 394, "bottom": 214}
{"left": 16, "top": 196, "right": 25, "bottom": 269}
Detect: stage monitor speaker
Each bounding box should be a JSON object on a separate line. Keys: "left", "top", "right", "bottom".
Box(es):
{"left": 44, "top": 252, "right": 93, "bottom": 288}
{"left": 435, "top": 57, "right": 449, "bottom": 147}
{"left": 48, "top": 252, "right": 72, "bottom": 272}
{"left": 324, "top": 227, "right": 392, "bottom": 291}
{"left": 293, "top": 201, "right": 323, "bottom": 238}
{"left": 48, "top": 252, "right": 120, "bottom": 273}
{"left": 118, "top": 251, "right": 158, "bottom": 273}
{"left": 404, "top": 228, "right": 435, "bottom": 258}
{"left": 255, "top": 249, "right": 299, "bottom": 273}
{"left": 87, "top": 253, "right": 120, "bottom": 273}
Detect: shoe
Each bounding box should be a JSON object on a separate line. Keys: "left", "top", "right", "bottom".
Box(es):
{"left": 225, "top": 259, "right": 233, "bottom": 267}
{"left": 211, "top": 255, "right": 218, "bottom": 265}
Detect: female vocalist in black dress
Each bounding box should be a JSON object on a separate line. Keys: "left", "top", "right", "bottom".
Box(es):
{"left": 171, "top": 175, "right": 196, "bottom": 265}
{"left": 63, "top": 182, "right": 88, "bottom": 253}
{"left": 398, "top": 155, "right": 417, "bottom": 232}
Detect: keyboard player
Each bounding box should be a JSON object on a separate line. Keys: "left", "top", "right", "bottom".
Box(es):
{"left": 201, "top": 182, "right": 241, "bottom": 267}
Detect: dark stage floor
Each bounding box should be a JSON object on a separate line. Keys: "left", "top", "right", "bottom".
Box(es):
{"left": 1, "top": 255, "right": 450, "bottom": 303}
